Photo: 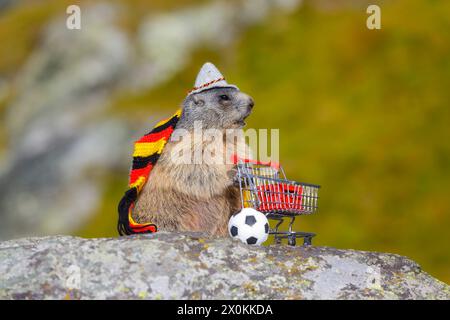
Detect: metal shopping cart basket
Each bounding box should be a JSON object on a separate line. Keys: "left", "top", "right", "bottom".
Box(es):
{"left": 234, "top": 157, "right": 320, "bottom": 246}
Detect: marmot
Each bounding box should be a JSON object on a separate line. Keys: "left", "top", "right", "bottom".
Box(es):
{"left": 132, "top": 64, "right": 254, "bottom": 236}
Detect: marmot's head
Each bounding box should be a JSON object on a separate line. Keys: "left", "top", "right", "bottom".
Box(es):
{"left": 181, "top": 87, "right": 254, "bottom": 129}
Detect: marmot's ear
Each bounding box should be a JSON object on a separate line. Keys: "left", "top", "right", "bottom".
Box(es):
{"left": 191, "top": 95, "right": 205, "bottom": 107}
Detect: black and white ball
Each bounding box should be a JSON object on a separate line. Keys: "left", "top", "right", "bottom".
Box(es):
{"left": 228, "top": 208, "right": 269, "bottom": 245}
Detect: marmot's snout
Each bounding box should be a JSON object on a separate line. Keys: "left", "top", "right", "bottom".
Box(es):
{"left": 235, "top": 91, "right": 255, "bottom": 120}
{"left": 248, "top": 97, "right": 255, "bottom": 109}
{"left": 236, "top": 91, "right": 254, "bottom": 108}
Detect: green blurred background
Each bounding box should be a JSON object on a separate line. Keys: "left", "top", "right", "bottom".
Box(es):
{"left": 0, "top": 0, "right": 449, "bottom": 284}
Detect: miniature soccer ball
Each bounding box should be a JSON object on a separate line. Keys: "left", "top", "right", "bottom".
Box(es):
{"left": 228, "top": 208, "right": 269, "bottom": 245}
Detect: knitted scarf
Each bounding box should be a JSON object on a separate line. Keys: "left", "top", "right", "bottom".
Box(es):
{"left": 118, "top": 109, "right": 182, "bottom": 236}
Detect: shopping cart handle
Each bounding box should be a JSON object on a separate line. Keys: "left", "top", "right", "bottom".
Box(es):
{"left": 231, "top": 154, "right": 280, "bottom": 170}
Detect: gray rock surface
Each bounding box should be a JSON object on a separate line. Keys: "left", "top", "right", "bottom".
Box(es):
{"left": 0, "top": 232, "right": 448, "bottom": 299}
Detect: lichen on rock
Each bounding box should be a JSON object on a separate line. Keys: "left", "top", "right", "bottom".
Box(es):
{"left": 0, "top": 232, "right": 448, "bottom": 300}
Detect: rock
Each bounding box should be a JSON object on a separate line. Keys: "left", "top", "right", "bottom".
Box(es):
{"left": 0, "top": 232, "right": 448, "bottom": 299}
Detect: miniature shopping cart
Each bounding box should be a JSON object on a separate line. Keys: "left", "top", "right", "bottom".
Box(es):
{"left": 233, "top": 157, "right": 320, "bottom": 246}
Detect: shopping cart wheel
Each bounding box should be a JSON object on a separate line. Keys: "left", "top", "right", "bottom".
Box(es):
{"left": 287, "top": 234, "right": 296, "bottom": 246}
{"left": 303, "top": 236, "right": 312, "bottom": 246}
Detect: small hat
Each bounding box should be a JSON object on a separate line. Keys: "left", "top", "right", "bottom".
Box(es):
{"left": 188, "top": 62, "right": 239, "bottom": 95}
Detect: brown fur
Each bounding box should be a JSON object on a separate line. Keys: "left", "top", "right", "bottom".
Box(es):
{"left": 133, "top": 131, "right": 250, "bottom": 236}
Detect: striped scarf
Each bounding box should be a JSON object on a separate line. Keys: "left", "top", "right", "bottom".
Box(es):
{"left": 118, "top": 109, "right": 182, "bottom": 236}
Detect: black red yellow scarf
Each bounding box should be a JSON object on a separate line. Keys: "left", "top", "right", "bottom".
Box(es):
{"left": 118, "top": 109, "right": 182, "bottom": 236}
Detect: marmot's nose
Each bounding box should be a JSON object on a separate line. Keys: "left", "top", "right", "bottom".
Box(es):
{"left": 248, "top": 97, "right": 255, "bottom": 109}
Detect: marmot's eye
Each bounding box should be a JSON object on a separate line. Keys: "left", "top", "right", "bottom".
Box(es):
{"left": 219, "top": 95, "right": 230, "bottom": 101}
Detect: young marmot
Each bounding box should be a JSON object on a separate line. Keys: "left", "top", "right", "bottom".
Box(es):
{"left": 132, "top": 63, "right": 254, "bottom": 236}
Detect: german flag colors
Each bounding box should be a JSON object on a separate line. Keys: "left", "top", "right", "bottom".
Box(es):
{"left": 117, "top": 109, "right": 182, "bottom": 236}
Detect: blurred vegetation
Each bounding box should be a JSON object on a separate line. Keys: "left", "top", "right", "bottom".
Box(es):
{"left": 1, "top": 0, "right": 449, "bottom": 283}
